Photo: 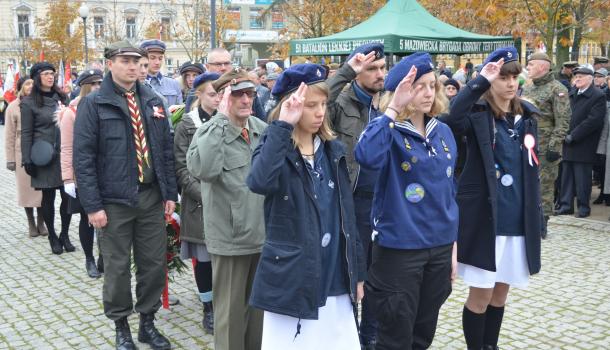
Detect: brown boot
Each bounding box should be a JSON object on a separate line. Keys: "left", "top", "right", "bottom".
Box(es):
{"left": 26, "top": 208, "right": 39, "bottom": 238}
{"left": 36, "top": 208, "right": 48, "bottom": 236}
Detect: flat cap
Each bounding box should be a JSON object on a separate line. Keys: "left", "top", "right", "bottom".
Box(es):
{"left": 528, "top": 52, "right": 551, "bottom": 63}
{"left": 213, "top": 67, "right": 256, "bottom": 92}
{"left": 140, "top": 39, "right": 166, "bottom": 53}
{"left": 594, "top": 68, "right": 608, "bottom": 77}
{"left": 77, "top": 69, "right": 104, "bottom": 86}
{"left": 104, "top": 40, "right": 143, "bottom": 59}
{"left": 30, "top": 62, "right": 55, "bottom": 79}
{"left": 271, "top": 64, "right": 327, "bottom": 98}
{"left": 593, "top": 56, "right": 609, "bottom": 64}
{"left": 483, "top": 46, "right": 518, "bottom": 66}
{"left": 384, "top": 52, "right": 434, "bottom": 92}
{"left": 573, "top": 66, "right": 594, "bottom": 76}
{"left": 179, "top": 61, "right": 205, "bottom": 75}
{"left": 193, "top": 72, "right": 221, "bottom": 90}
{"left": 562, "top": 61, "right": 579, "bottom": 68}
{"left": 347, "top": 42, "right": 385, "bottom": 62}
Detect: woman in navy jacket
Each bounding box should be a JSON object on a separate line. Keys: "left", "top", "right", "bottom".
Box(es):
{"left": 355, "top": 53, "right": 459, "bottom": 350}
{"left": 442, "top": 47, "right": 542, "bottom": 350}
{"left": 246, "top": 63, "right": 366, "bottom": 350}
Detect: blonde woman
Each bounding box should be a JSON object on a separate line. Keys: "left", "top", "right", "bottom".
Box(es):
{"left": 247, "top": 64, "right": 365, "bottom": 349}
{"left": 354, "top": 53, "right": 458, "bottom": 349}
{"left": 4, "top": 77, "right": 45, "bottom": 237}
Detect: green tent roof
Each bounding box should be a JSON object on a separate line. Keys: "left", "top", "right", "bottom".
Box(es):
{"left": 290, "top": 0, "right": 514, "bottom": 56}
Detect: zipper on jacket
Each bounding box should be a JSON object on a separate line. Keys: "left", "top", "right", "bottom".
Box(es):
{"left": 336, "top": 155, "right": 355, "bottom": 303}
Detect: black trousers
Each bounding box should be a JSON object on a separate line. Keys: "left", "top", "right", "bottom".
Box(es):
{"left": 559, "top": 161, "right": 593, "bottom": 215}
{"left": 366, "top": 243, "right": 452, "bottom": 350}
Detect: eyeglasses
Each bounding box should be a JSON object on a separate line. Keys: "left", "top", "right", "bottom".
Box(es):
{"left": 230, "top": 90, "right": 256, "bottom": 99}
{"left": 208, "top": 61, "right": 231, "bottom": 67}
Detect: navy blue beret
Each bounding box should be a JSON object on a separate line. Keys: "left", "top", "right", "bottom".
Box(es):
{"left": 483, "top": 46, "right": 518, "bottom": 66}
{"left": 272, "top": 64, "right": 327, "bottom": 98}
{"left": 347, "top": 42, "right": 385, "bottom": 62}
{"left": 384, "top": 52, "right": 434, "bottom": 92}
{"left": 77, "top": 69, "right": 104, "bottom": 86}
{"left": 193, "top": 72, "right": 221, "bottom": 90}
{"left": 140, "top": 39, "right": 166, "bottom": 53}
{"left": 30, "top": 62, "right": 55, "bottom": 79}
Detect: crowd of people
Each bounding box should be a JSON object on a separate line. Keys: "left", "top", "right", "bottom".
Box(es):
{"left": 1, "top": 36, "right": 609, "bottom": 350}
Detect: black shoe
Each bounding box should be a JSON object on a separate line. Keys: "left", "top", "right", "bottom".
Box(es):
{"left": 202, "top": 302, "right": 214, "bottom": 334}
{"left": 86, "top": 258, "right": 101, "bottom": 278}
{"left": 97, "top": 255, "right": 104, "bottom": 273}
{"left": 576, "top": 212, "right": 590, "bottom": 218}
{"left": 59, "top": 232, "right": 76, "bottom": 252}
{"left": 138, "top": 313, "right": 171, "bottom": 350}
{"left": 555, "top": 208, "right": 574, "bottom": 215}
{"left": 593, "top": 197, "right": 604, "bottom": 204}
{"left": 483, "top": 345, "right": 499, "bottom": 350}
{"left": 115, "top": 317, "right": 137, "bottom": 350}
{"left": 49, "top": 234, "right": 63, "bottom": 255}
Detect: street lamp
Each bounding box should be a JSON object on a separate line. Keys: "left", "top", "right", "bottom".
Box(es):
{"left": 79, "top": 4, "right": 89, "bottom": 64}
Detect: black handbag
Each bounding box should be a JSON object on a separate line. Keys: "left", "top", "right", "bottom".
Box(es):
{"left": 30, "top": 140, "right": 56, "bottom": 166}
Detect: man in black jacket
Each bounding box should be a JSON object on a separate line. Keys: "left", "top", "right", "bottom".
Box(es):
{"left": 557, "top": 67, "right": 607, "bottom": 218}
{"left": 73, "top": 40, "right": 178, "bottom": 350}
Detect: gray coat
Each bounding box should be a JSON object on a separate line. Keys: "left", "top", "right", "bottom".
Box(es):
{"left": 174, "top": 110, "right": 205, "bottom": 244}
{"left": 596, "top": 102, "right": 610, "bottom": 194}
{"left": 20, "top": 93, "right": 66, "bottom": 189}
{"left": 186, "top": 113, "right": 267, "bottom": 256}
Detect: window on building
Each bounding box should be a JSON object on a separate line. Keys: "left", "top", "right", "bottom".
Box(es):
{"left": 249, "top": 7, "right": 263, "bottom": 29}
{"left": 94, "top": 16, "right": 105, "bottom": 38}
{"left": 17, "top": 14, "right": 30, "bottom": 38}
{"left": 271, "top": 10, "right": 284, "bottom": 29}
{"left": 228, "top": 7, "right": 241, "bottom": 27}
{"left": 126, "top": 16, "right": 136, "bottom": 39}
{"left": 160, "top": 17, "right": 171, "bottom": 41}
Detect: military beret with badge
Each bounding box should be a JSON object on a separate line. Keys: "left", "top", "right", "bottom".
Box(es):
{"left": 347, "top": 42, "right": 385, "bottom": 62}
{"left": 271, "top": 63, "right": 327, "bottom": 98}
{"left": 213, "top": 67, "right": 256, "bottom": 92}
{"left": 528, "top": 52, "right": 551, "bottom": 63}
{"left": 384, "top": 52, "right": 435, "bottom": 92}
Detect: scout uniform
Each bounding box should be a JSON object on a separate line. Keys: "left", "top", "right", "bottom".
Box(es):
{"left": 354, "top": 53, "right": 458, "bottom": 349}
{"left": 140, "top": 39, "right": 183, "bottom": 106}
{"left": 73, "top": 40, "right": 177, "bottom": 350}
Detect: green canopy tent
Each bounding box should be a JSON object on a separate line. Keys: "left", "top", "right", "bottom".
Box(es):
{"left": 290, "top": 0, "right": 515, "bottom": 56}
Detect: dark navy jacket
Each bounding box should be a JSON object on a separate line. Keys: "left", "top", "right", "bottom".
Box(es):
{"left": 74, "top": 73, "right": 178, "bottom": 214}
{"left": 440, "top": 75, "right": 542, "bottom": 274}
{"left": 246, "top": 121, "right": 365, "bottom": 320}
{"left": 354, "top": 115, "right": 459, "bottom": 249}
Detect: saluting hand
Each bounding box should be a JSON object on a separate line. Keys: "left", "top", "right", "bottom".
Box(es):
{"left": 386, "top": 66, "right": 420, "bottom": 120}
{"left": 348, "top": 51, "right": 377, "bottom": 74}
{"left": 480, "top": 58, "right": 504, "bottom": 83}
{"left": 279, "top": 82, "right": 307, "bottom": 126}
{"left": 218, "top": 86, "right": 232, "bottom": 116}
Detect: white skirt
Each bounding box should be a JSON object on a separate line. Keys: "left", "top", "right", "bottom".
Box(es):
{"left": 458, "top": 235, "right": 530, "bottom": 289}
{"left": 261, "top": 294, "right": 360, "bottom": 350}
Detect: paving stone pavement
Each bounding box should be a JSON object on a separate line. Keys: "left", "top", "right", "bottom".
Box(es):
{"left": 0, "top": 125, "right": 609, "bottom": 349}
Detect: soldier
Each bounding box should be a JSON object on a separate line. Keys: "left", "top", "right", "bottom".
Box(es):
{"left": 522, "top": 52, "right": 570, "bottom": 238}
{"left": 140, "top": 39, "right": 183, "bottom": 106}
{"left": 556, "top": 61, "right": 578, "bottom": 91}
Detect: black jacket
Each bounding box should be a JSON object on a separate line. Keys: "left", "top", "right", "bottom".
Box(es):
{"left": 246, "top": 121, "right": 365, "bottom": 320}
{"left": 562, "top": 84, "right": 607, "bottom": 164}
{"left": 440, "top": 75, "right": 542, "bottom": 275}
{"left": 74, "top": 73, "right": 178, "bottom": 214}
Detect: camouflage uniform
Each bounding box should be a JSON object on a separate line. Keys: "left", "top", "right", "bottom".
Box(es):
{"left": 522, "top": 71, "right": 571, "bottom": 217}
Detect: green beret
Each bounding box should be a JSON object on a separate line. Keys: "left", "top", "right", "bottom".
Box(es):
{"left": 212, "top": 67, "right": 255, "bottom": 92}
{"left": 528, "top": 52, "right": 551, "bottom": 63}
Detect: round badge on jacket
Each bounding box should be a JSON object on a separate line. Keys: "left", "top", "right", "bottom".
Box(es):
{"left": 405, "top": 183, "right": 425, "bottom": 203}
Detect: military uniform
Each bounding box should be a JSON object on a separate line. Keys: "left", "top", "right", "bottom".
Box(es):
{"left": 521, "top": 71, "right": 571, "bottom": 219}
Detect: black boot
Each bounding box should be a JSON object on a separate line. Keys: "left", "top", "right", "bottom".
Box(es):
{"left": 138, "top": 313, "right": 171, "bottom": 350}
{"left": 86, "top": 258, "right": 101, "bottom": 278}
{"left": 48, "top": 233, "right": 63, "bottom": 255}
{"left": 483, "top": 346, "right": 499, "bottom": 350}
{"left": 97, "top": 254, "right": 104, "bottom": 273}
{"left": 115, "top": 317, "right": 137, "bottom": 350}
{"left": 59, "top": 231, "right": 76, "bottom": 252}
{"left": 202, "top": 302, "right": 214, "bottom": 334}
